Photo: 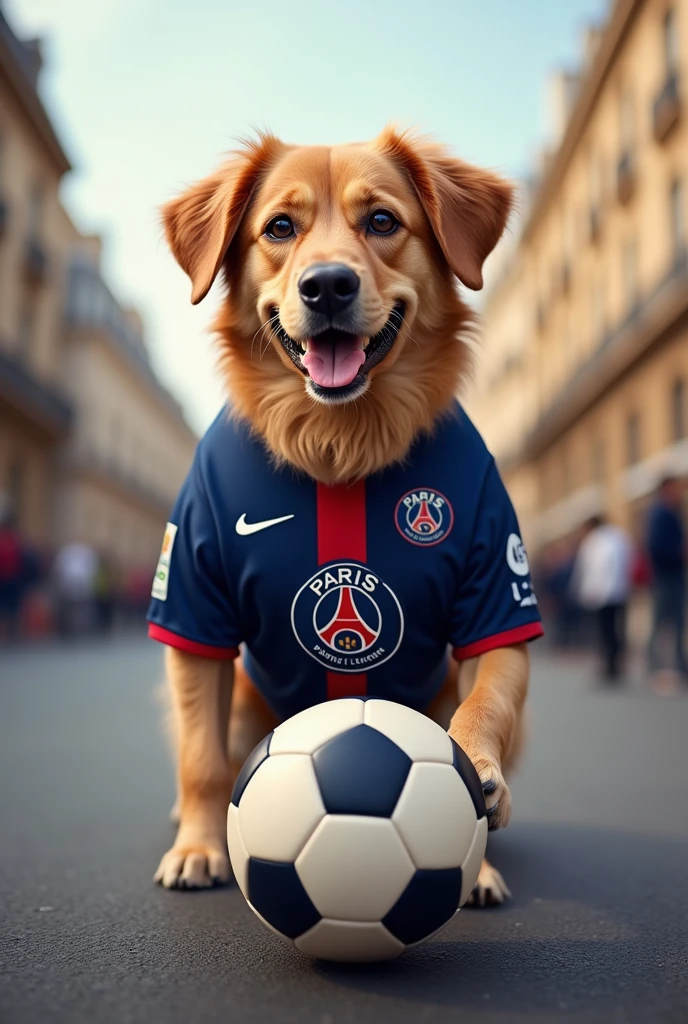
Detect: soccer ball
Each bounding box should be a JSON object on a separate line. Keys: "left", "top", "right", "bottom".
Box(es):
{"left": 227, "top": 698, "right": 487, "bottom": 962}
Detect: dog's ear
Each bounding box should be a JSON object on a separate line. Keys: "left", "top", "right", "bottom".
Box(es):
{"left": 162, "top": 135, "right": 284, "bottom": 305}
{"left": 379, "top": 129, "right": 513, "bottom": 291}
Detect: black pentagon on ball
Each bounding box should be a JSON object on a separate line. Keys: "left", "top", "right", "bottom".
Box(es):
{"left": 247, "top": 858, "right": 321, "bottom": 939}
{"left": 383, "top": 867, "right": 463, "bottom": 945}
{"left": 450, "top": 737, "right": 486, "bottom": 819}
{"left": 312, "top": 724, "right": 412, "bottom": 817}
{"left": 230, "top": 731, "right": 273, "bottom": 807}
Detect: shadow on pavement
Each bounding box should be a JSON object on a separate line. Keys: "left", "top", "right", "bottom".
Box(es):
{"left": 312, "top": 822, "right": 688, "bottom": 1021}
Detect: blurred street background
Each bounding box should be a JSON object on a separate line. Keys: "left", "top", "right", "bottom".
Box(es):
{"left": 0, "top": 0, "right": 686, "bottom": 686}
{"left": 0, "top": 0, "right": 687, "bottom": 1020}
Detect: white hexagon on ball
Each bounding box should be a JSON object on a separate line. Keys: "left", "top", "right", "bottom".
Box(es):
{"left": 237, "top": 753, "right": 325, "bottom": 861}
{"left": 364, "top": 699, "right": 454, "bottom": 764}
{"left": 295, "top": 815, "right": 415, "bottom": 921}
{"left": 295, "top": 919, "right": 406, "bottom": 962}
{"left": 392, "top": 761, "right": 477, "bottom": 869}
{"left": 270, "top": 699, "right": 364, "bottom": 755}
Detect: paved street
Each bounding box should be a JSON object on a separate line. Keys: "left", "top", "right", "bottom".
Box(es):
{"left": 1, "top": 635, "right": 687, "bottom": 1024}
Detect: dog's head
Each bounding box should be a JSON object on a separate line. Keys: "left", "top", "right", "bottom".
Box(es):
{"left": 163, "top": 129, "right": 512, "bottom": 475}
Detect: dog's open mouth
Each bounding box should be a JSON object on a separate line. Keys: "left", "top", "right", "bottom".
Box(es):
{"left": 271, "top": 302, "right": 405, "bottom": 398}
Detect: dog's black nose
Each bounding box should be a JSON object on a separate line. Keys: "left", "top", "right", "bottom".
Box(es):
{"left": 298, "top": 263, "right": 360, "bottom": 316}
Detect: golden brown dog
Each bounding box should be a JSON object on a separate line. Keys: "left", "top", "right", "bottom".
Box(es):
{"left": 153, "top": 128, "right": 532, "bottom": 906}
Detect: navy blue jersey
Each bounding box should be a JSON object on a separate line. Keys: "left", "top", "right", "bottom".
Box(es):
{"left": 147, "top": 403, "right": 543, "bottom": 719}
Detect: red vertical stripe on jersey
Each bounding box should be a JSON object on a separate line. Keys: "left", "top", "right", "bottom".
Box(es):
{"left": 316, "top": 480, "right": 368, "bottom": 699}
{"left": 317, "top": 479, "right": 367, "bottom": 563}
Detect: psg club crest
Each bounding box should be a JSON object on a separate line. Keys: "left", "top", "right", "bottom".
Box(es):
{"left": 291, "top": 562, "right": 404, "bottom": 672}
{"left": 395, "top": 488, "right": 454, "bottom": 546}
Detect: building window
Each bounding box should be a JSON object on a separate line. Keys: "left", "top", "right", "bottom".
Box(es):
{"left": 663, "top": 6, "right": 679, "bottom": 75}
{"left": 670, "top": 178, "right": 684, "bottom": 261}
{"left": 27, "top": 183, "right": 44, "bottom": 237}
{"left": 626, "top": 412, "right": 641, "bottom": 466}
{"left": 672, "top": 378, "right": 686, "bottom": 441}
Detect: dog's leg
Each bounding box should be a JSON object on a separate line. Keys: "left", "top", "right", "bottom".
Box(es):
{"left": 449, "top": 644, "right": 529, "bottom": 906}
{"left": 154, "top": 647, "right": 234, "bottom": 889}
{"left": 228, "top": 659, "right": 280, "bottom": 778}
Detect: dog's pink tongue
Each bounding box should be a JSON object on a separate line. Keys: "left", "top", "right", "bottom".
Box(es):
{"left": 302, "top": 334, "right": 365, "bottom": 388}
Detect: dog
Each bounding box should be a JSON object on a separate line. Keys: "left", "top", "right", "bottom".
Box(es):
{"left": 149, "top": 127, "right": 543, "bottom": 906}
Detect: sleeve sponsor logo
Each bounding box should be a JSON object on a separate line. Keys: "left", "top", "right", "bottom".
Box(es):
{"left": 506, "top": 533, "right": 530, "bottom": 576}
{"left": 506, "top": 533, "right": 538, "bottom": 607}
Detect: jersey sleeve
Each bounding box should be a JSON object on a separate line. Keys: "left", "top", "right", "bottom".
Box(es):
{"left": 451, "top": 460, "right": 544, "bottom": 660}
{"left": 147, "top": 455, "right": 242, "bottom": 660}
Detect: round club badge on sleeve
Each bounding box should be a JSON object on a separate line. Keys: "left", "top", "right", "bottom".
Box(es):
{"left": 394, "top": 488, "right": 454, "bottom": 547}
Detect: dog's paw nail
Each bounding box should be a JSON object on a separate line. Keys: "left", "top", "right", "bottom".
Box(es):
{"left": 482, "top": 779, "right": 497, "bottom": 795}
{"left": 486, "top": 802, "right": 501, "bottom": 830}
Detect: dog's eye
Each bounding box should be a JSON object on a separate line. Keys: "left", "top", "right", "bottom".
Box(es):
{"left": 368, "top": 210, "right": 398, "bottom": 235}
{"left": 265, "top": 215, "right": 295, "bottom": 240}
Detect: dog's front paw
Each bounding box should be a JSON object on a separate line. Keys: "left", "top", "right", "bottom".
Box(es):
{"left": 467, "top": 754, "right": 512, "bottom": 831}
{"left": 154, "top": 843, "right": 230, "bottom": 890}
{"left": 466, "top": 858, "right": 512, "bottom": 907}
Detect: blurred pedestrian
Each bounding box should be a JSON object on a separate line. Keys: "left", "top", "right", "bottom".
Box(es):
{"left": 94, "top": 552, "right": 115, "bottom": 634}
{"left": 539, "top": 542, "right": 582, "bottom": 649}
{"left": 0, "top": 499, "right": 25, "bottom": 642}
{"left": 53, "top": 541, "right": 99, "bottom": 638}
{"left": 646, "top": 476, "right": 687, "bottom": 690}
{"left": 570, "top": 515, "right": 633, "bottom": 682}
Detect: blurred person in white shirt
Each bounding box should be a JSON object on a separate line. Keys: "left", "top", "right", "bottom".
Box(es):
{"left": 570, "top": 515, "right": 634, "bottom": 681}
{"left": 53, "top": 541, "right": 99, "bottom": 637}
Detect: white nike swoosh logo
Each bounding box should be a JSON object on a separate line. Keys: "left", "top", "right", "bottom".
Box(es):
{"left": 235, "top": 513, "right": 295, "bottom": 536}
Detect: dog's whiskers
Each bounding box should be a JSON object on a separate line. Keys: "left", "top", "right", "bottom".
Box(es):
{"left": 390, "top": 308, "right": 420, "bottom": 350}
{"left": 251, "top": 314, "right": 280, "bottom": 361}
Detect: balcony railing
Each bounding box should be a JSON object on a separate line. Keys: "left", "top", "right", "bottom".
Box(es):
{"left": 23, "top": 237, "right": 49, "bottom": 285}
{"left": 0, "top": 345, "right": 73, "bottom": 438}
{"left": 64, "top": 447, "right": 174, "bottom": 518}
{"left": 653, "top": 72, "right": 681, "bottom": 143}
{"left": 616, "top": 151, "right": 635, "bottom": 204}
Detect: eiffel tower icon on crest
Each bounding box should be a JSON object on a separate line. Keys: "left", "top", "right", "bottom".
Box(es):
{"left": 318, "top": 587, "right": 378, "bottom": 651}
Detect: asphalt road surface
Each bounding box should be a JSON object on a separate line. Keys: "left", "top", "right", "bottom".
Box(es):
{"left": 1, "top": 635, "right": 687, "bottom": 1024}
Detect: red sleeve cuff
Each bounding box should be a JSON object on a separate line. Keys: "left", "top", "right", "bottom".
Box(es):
{"left": 453, "top": 621, "right": 544, "bottom": 661}
{"left": 148, "top": 623, "right": 239, "bottom": 661}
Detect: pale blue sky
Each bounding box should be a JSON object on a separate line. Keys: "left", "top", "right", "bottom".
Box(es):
{"left": 7, "top": 0, "right": 607, "bottom": 434}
